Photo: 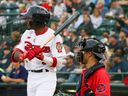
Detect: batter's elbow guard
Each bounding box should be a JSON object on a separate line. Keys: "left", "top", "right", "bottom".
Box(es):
{"left": 11, "top": 48, "right": 24, "bottom": 63}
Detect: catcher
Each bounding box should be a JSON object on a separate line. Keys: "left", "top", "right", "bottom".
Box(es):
{"left": 76, "top": 38, "right": 111, "bottom": 96}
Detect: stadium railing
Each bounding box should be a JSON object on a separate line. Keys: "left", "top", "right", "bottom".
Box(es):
{"left": 0, "top": 72, "right": 128, "bottom": 96}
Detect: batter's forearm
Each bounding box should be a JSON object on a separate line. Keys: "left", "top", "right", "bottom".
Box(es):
{"left": 42, "top": 56, "right": 66, "bottom": 67}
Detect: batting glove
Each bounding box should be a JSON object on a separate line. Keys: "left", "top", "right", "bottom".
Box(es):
{"left": 19, "top": 46, "right": 42, "bottom": 60}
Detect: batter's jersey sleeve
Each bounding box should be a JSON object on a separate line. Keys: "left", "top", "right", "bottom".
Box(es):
{"left": 51, "top": 35, "right": 66, "bottom": 58}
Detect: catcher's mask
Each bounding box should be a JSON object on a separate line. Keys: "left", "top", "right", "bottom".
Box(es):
{"left": 77, "top": 38, "right": 106, "bottom": 63}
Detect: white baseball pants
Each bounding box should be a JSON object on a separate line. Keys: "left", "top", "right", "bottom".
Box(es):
{"left": 27, "top": 71, "right": 57, "bottom": 96}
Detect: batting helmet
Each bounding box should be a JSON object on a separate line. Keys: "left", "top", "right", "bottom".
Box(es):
{"left": 21, "top": 6, "right": 50, "bottom": 26}
{"left": 79, "top": 38, "right": 106, "bottom": 60}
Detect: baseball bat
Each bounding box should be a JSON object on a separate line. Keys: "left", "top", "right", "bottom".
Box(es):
{"left": 39, "top": 1, "right": 88, "bottom": 48}
{"left": 40, "top": 11, "right": 80, "bottom": 48}
{"left": 41, "top": 1, "right": 87, "bottom": 46}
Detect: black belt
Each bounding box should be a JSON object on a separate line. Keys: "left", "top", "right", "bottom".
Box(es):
{"left": 28, "top": 69, "right": 49, "bottom": 73}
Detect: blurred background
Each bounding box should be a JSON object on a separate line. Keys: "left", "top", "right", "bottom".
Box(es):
{"left": 0, "top": 0, "right": 128, "bottom": 96}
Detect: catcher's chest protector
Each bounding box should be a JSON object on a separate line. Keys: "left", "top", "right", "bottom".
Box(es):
{"left": 76, "top": 63, "right": 105, "bottom": 96}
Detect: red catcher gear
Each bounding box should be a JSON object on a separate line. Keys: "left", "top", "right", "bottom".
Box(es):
{"left": 76, "top": 63, "right": 110, "bottom": 96}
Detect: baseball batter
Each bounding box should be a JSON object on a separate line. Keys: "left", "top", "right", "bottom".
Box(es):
{"left": 11, "top": 6, "right": 66, "bottom": 96}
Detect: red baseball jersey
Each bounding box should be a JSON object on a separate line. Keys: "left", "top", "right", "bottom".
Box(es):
{"left": 79, "top": 67, "right": 111, "bottom": 96}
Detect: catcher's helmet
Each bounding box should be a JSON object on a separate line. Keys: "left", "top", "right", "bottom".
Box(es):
{"left": 79, "top": 38, "right": 106, "bottom": 59}
{"left": 21, "top": 6, "right": 50, "bottom": 26}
